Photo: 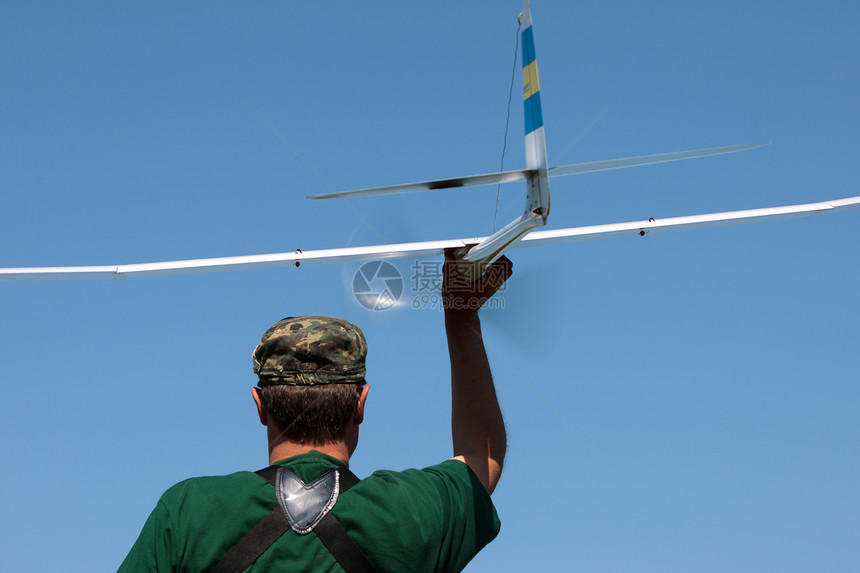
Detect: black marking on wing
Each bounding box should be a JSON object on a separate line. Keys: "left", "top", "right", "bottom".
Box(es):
{"left": 428, "top": 178, "right": 467, "bottom": 190}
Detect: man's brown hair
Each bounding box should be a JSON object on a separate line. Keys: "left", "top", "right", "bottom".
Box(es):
{"left": 257, "top": 383, "right": 363, "bottom": 444}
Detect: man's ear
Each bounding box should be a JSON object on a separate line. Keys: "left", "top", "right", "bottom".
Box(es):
{"left": 354, "top": 384, "right": 370, "bottom": 425}
{"left": 251, "top": 387, "right": 268, "bottom": 427}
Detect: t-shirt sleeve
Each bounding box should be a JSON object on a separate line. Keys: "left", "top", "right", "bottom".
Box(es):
{"left": 116, "top": 499, "right": 176, "bottom": 573}
{"left": 422, "top": 459, "right": 501, "bottom": 572}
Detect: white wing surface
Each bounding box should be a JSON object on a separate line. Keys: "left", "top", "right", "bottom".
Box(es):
{"left": 2, "top": 195, "right": 857, "bottom": 281}
{"left": 520, "top": 195, "right": 860, "bottom": 247}
{"left": 307, "top": 142, "right": 770, "bottom": 200}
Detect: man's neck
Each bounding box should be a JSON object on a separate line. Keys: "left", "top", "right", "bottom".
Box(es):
{"left": 268, "top": 440, "right": 351, "bottom": 466}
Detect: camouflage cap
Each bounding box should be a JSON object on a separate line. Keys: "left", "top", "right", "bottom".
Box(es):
{"left": 252, "top": 316, "right": 367, "bottom": 386}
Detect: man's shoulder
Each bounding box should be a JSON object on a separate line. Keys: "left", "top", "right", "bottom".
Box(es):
{"left": 164, "top": 468, "right": 258, "bottom": 491}
{"left": 362, "top": 459, "right": 482, "bottom": 489}
{"left": 157, "top": 468, "right": 271, "bottom": 513}
{"left": 336, "top": 459, "right": 500, "bottom": 572}
{"left": 346, "top": 459, "right": 493, "bottom": 517}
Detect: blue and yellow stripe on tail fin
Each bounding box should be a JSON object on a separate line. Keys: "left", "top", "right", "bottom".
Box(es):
{"left": 522, "top": 24, "right": 543, "bottom": 139}
{"left": 520, "top": 0, "right": 550, "bottom": 221}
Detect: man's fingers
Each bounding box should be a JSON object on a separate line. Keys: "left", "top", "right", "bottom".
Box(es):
{"left": 443, "top": 253, "right": 513, "bottom": 300}
{"left": 475, "top": 256, "right": 513, "bottom": 298}
{"left": 443, "top": 247, "right": 459, "bottom": 260}
{"left": 444, "top": 257, "right": 512, "bottom": 284}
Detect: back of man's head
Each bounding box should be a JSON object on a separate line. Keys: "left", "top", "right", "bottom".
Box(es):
{"left": 252, "top": 316, "right": 367, "bottom": 444}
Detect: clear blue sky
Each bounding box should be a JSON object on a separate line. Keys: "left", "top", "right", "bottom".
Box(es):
{"left": 1, "top": 1, "right": 858, "bottom": 571}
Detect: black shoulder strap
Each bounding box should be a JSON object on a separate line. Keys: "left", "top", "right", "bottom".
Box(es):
{"left": 209, "top": 466, "right": 376, "bottom": 573}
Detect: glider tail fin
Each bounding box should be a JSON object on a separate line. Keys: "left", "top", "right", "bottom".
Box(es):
{"left": 461, "top": 1, "right": 551, "bottom": 267}
{"left": 520, "top": 0, "right": 550, "bottom": 222}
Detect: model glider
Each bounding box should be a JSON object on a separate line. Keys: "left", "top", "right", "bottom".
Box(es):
{"left": 1, "top": 0, "right": 858, "bottom": 281}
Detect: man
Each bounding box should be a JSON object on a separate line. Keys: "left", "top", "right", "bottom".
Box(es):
{"left": 119, "top": 254, "right": 512, "bottom": 572}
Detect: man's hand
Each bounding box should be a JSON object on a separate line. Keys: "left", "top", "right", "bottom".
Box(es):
{"left": 442, "top": 251, "right": 513, "bottom": 326}
{"left": 444, "top": 251, "right": 512, "bottom": 494}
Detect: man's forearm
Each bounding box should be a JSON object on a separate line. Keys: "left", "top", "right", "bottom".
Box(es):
{"left": 447, "top": 315, "right": 506, "bottom": 494}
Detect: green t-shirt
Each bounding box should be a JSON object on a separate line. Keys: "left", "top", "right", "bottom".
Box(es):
{"left": 118, "top": 451, "right": 500, "bottom": 572}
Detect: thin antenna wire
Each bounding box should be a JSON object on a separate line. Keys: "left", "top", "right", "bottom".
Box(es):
{"left": 493, "top": 20, "right": 521, "bottom": 232}
{"left": 551, "top": 108, "right": 608, "bottom": 167}
{"left": 255, "top": 111, "right": 387, "bottom": 242}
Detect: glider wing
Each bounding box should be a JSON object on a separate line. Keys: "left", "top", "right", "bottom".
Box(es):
{"left": 2, "top": 196, "right": 857, "bottom": 281}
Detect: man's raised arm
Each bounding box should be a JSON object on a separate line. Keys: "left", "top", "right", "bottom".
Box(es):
{"left": 443, "top": 253, "right": 512, "bottom": 494}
